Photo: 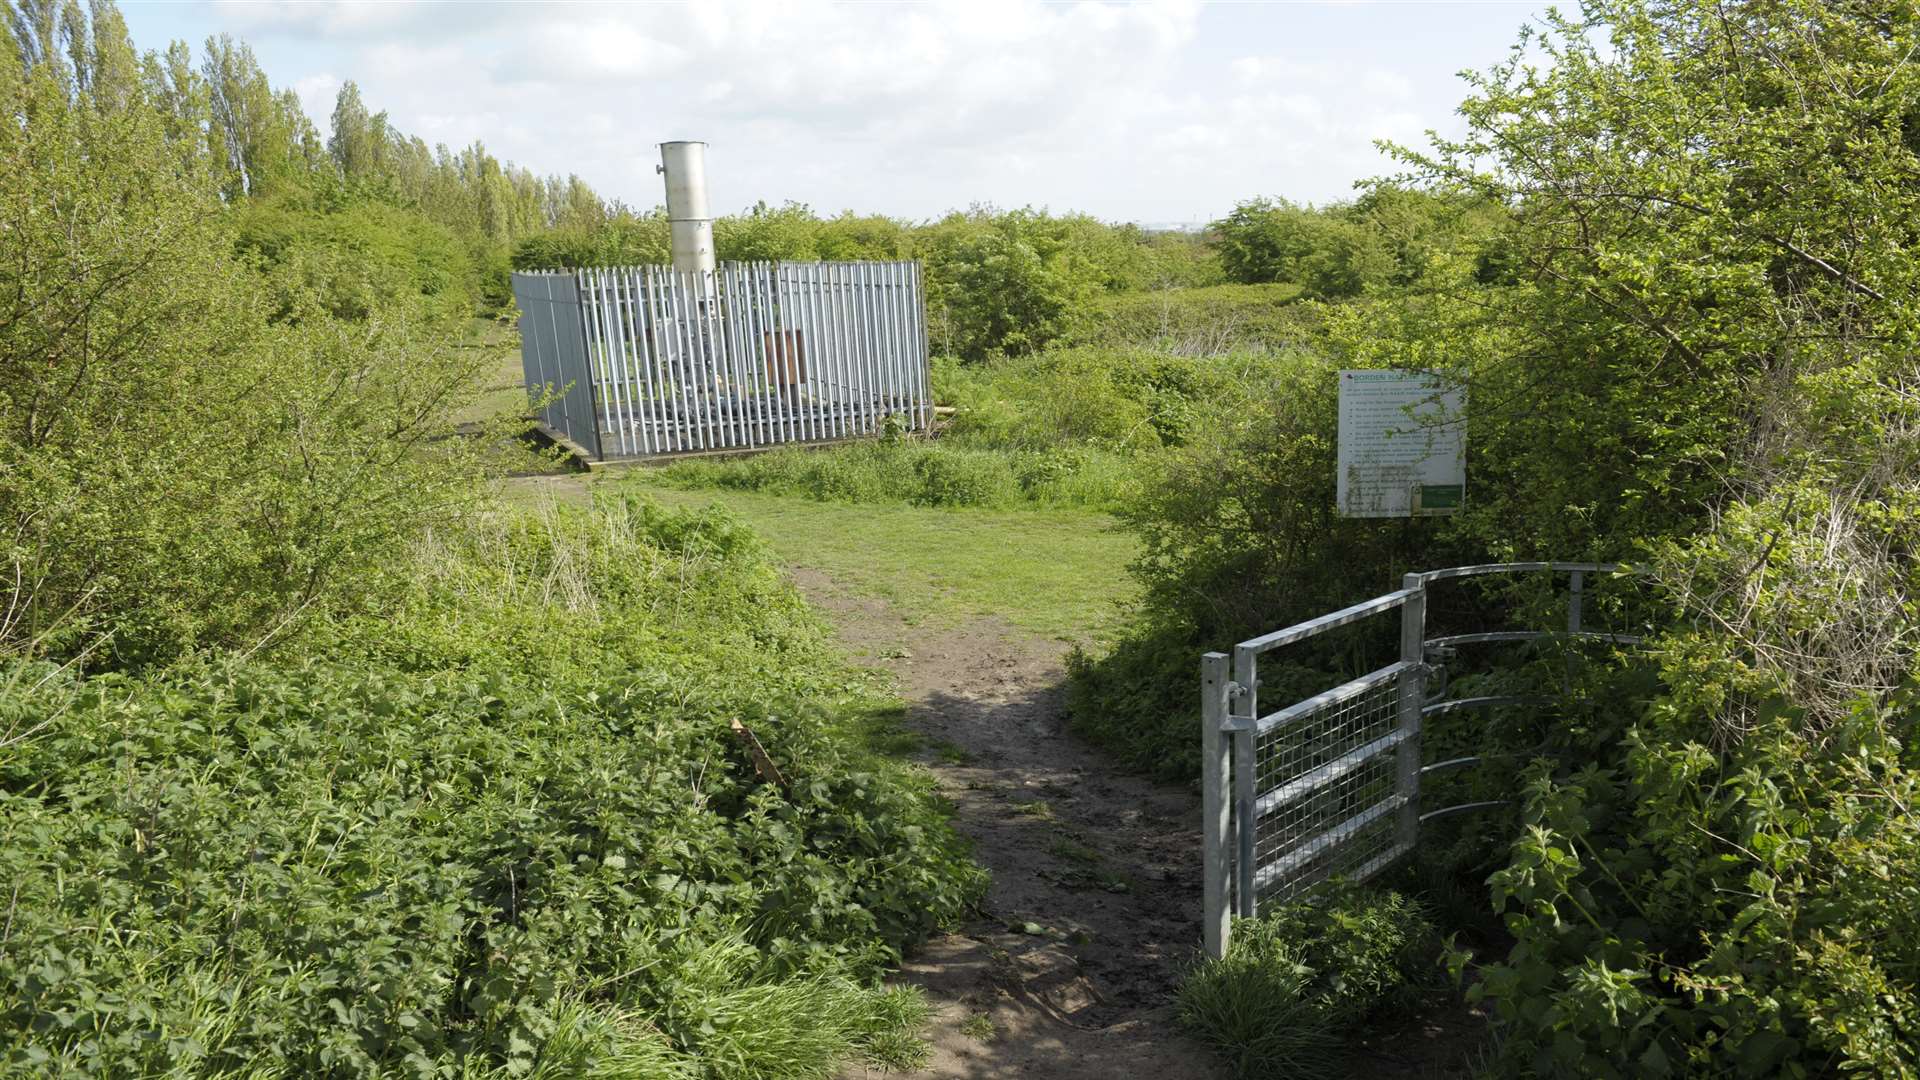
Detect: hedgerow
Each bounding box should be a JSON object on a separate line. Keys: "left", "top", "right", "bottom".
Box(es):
{"left": 646, "top": 431, "right": 1137, "bottom": 513}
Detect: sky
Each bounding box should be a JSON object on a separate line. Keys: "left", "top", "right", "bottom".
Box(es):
{"left": 118, "top": 0, "right": 1551, "bottom": 226}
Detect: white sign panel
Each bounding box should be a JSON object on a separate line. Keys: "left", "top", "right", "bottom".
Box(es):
{"left": 1337, "top": 370, "right": 1466, "bottom": 518}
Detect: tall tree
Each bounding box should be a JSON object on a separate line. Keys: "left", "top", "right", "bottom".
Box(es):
{"left": 82, "top": 0, "right": 135, "bottom": 108}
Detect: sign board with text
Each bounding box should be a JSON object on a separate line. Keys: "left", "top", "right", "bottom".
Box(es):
{"left": 1336, "top": 370, "right": 1466, "bottom": 518}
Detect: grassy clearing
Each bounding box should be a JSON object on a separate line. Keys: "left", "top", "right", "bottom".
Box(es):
{"left": 612, "top": 477, "right": 1140, "bottom": 644}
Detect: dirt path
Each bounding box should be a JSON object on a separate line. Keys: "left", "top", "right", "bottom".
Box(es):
{"left": 791, "top": 568, "right": 1225, "bottom": 1080}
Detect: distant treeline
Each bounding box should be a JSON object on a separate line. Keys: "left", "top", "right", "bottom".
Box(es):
{"left": 513, "top": 191, "right": 1503, "bottom": 360}
{"left": 4, "top": 0, "right": 1507, "bottom": 362}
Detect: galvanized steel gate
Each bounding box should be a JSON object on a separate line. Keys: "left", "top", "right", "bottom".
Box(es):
{"left": 512, "top": 261, "right": 931, "bottom": 462}
{"left": 1200, "top": 563, "right": 1638, "bottom": 959}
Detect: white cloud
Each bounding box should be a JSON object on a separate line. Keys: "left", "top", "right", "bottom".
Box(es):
{"left": 291, "top": 72, "right": 340, "bottom": 137}
{"left": 141, "top": 0, "right": 1530, "bottom": 223}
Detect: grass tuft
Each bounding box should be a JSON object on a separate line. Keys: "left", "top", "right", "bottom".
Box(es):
{"left": 1176, "top": 886, "right": 1438, "bottom": 1080}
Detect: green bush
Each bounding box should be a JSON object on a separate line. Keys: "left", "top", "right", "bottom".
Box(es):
{"left": 234, "top": 196, "right": 479, "bottom": 322}
{"left": 0, "top": 494, "right": 982, "bottom": 1077}
{"left": 1118, "top": 2, "right": 1920, "bottom": 1075}
{"left": 648, "top": 439, "right": 1134, "bottom": 513}
{"left": 1178, "top": 887, "right": 1439, "bottom": 1080}
{"left": 909, "top": 449, "right": 1021, "bottom": 508}
{"left": 935, "top": 346, "right": 1297, "bottom": 456}
{"left": 1066, "top": 284, "right": 1314, "bottom": 356}
{"left": 1209, "top": 189, "right": 1501, "bottom": 299}
{"left": 1454, "top": 708, "right": 1920, "bottom": 1079}
{"left": 0, "top": 50, "right": 489, "bottom": 667}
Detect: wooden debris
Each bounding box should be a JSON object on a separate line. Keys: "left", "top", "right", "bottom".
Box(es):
{"left": 729, "top": 718, "right": 790, "bottom": 793}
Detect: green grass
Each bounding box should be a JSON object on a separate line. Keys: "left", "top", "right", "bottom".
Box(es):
{"left": 612, "top": 477, "right": 1140, "bottom": 644}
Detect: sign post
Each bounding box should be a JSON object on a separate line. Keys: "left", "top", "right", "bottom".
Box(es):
{"left": 1336, "top": 370, "right": 1466, "bottom": 518}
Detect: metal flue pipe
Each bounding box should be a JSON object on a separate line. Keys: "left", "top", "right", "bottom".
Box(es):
{"left": 658, "top": 141, "right": 715, "bottom": 275}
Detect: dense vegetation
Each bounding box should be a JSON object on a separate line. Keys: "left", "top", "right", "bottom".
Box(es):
{"left": 640, "top": 1, "right": 1920, "bottom": 1073}
{"left": 1070, "top": 1, "right": 1920, "bottom": 1075}
{"left": 0, "top": 5, "right": 983, "bottom": 1076}
{"left": 3, "top": 496, "right": 981, "bottom": 1076}
{"left": 650, "top": 346, "right": 1307, "bottom": 514}
{"left": 1176, "top": 887, "right": 1439, "bottom": 1080}
{"left": 9, "top": 0, "right": 1919, "bottom": 1074}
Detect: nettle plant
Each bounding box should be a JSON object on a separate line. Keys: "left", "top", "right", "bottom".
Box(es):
{"left": 1469, "top": 696, "right": 1920, "bottom": 1078}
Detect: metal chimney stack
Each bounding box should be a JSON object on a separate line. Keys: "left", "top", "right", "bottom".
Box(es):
{"left": 658, "top": 141, "right": 715, "bottom": 275}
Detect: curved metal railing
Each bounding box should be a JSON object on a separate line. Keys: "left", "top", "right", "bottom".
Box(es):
{"left": 1200, "top": 561, "right": 1644, "bottom": 958}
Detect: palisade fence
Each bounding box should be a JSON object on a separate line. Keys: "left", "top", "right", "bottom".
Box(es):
{"left": 512, "top": 261, "right": 931, "bottom": 462}
{"left": 1200, "top": 563, "right": 1645, "bottom": 959}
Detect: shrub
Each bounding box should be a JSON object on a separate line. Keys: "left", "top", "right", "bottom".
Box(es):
{"left": 1209, "top": 190, "right": 1500, "bottom": 299}
{"left": 0, "top": 55, "right": 488, "bottom": 666}
{"left": 1067, "top": 284, "right": 1314, "bottom": 356}
{"left": 1179, "top": 887, "right": 1439, "bottom": 1080}
{"left": 936, "top": 346, "right": 1297, "bottom": 456}
{"left": 648, "top": 439, "right": 1134, "bottom": 513}
{"left": 910, "top": 450, "right": 1020, "bottom": 508}
{"left": 1462, "top": 705, "right": 1920, "bottom": 1078}
{"left": 1064, "top": 351, "right": 1447, "bottom": 776}
{"left": 234, "top": 196, "right": 479, "bottom": 322}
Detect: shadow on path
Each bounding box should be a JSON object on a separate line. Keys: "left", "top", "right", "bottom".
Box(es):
{"left": 793, "top": 568, "right": 1223, "bottom": 1080}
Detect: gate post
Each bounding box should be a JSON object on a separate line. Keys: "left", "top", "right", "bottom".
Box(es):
{"left": 1230, "top": 647, "right": 1258, "bottom": 919}
{"left": 1396, "top": 573, "right": 1428, "bottom": 851}
{"left": 1201, "top": 652, "right": 1232, "bottom": 960}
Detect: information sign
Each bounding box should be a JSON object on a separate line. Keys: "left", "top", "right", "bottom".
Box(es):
{"left": 1336, "top": 370, "right": 1466, "bottom": 518}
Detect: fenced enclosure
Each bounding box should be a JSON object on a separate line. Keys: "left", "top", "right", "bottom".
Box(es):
{"left": 511, "top": 261, "right": 931, "bottom": 462}
{"left": 1200, "top": 563, "right": 1643, "bottom": 959}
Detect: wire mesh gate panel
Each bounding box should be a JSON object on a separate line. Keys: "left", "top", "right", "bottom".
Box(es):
{"left": 512, "top": 261, "right": 930, "bottom": 462}
{"left": 1201, "top": 562, "right": 1636, "bottom": 959}
{"left": 1246, "top": 663, "right": 1415, "bottom": 901}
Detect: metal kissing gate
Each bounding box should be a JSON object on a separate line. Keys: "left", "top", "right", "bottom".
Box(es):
{"left": 512, "top": 261, "right": 932, "bottom": 463}
{"left": 1200, "top": 562, "right": 1638, "bottom": 959}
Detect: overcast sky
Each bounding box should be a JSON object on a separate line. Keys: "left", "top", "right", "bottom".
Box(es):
{"left": 119, "top": 1, "right": 1549, "bottom": 225}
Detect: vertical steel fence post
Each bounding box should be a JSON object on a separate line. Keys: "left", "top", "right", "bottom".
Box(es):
{"left": 860, "top": 262, "right": 884, "bottom": 432}
{"left": 890, "top": 261, "right": 912, "bottom": 422}
{"left": 768, "top": 263, "right": 792, "bottom": 444}
{"left": 807, "top": 263, "right": 827, "bottom": 442}
{"left": 1564, "top": 568, "right": 1585, "bottom": 695}
{"left": 1396, "top": 573, "right": 1428, "bottom": 852}
{"left": 1201, "top": 652, "right": 1233, "bottom": 959}
{"left": 558, "top": 273, "right": 594, "bottom": 460}
{"left": 824, "top": 263, "right": 848, "bottom": 438}
{"left": 628, "top": 268, "right": 656, "bottom": 456}
{"left": 852, "top": 263, "right": 868, "bottom": 432}
{"left": 909, "top": 262, "right": 931, "bottom": 431}
{"left": 642, "top": 266, "right": 674, "bottom": 454}
{"left": 1230, "top": 645, "right": 1259, "bottom": 918}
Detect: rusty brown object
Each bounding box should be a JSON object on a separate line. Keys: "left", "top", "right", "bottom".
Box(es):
{"left": 763, "top": 330, "right": 805, "bottom": 386}
{"left": 729, "top": 718, "right": 790, "bottom": 793}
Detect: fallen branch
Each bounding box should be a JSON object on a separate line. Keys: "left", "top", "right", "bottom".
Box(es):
{"left": 729, "top": 719, "right": 790, "bottom": 793}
